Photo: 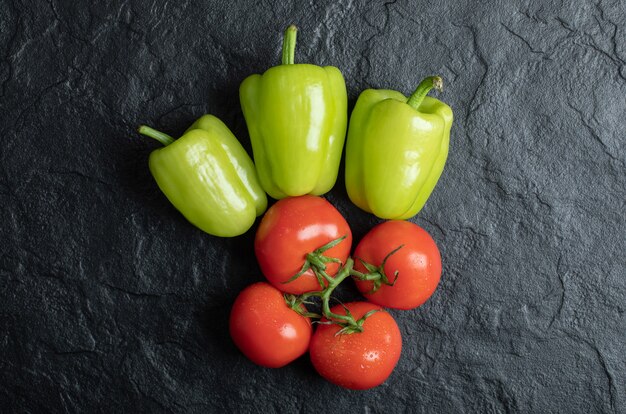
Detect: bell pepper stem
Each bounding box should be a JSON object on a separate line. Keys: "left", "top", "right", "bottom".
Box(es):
{"left": 281, "top": 25, "right": 298, "bottom": 65}
{"left": 406, "top": 76, "right": 443, "bottom": 110}
{"left": 138, "top": 125, "right": 175, "bottom": 146}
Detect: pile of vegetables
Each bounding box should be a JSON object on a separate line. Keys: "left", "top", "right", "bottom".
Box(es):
{"left": 139, "top": 25, "right": 453, "bottom": 390}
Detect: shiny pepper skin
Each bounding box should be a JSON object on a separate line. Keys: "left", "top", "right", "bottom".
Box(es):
{"left": 240, "top": 25, "right": 347, "bottom": 200}
{"left": 345, "top": 76, "right": 453, "bottom": 219}
{"left": 139, "top": 114, "right": 267, "bottom": 237}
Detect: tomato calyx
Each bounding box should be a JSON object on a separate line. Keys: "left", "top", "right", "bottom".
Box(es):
{"left": 327, "top": 305, "right": 381, "bottom": 336}
{"left": 283, "top": 293, "right": 322, "bottom": 319}
{"left": 351, "top": 245, "right": 404, "bottom": 294}
{"left": 284, "top": 235, "right": 347, "bottom": 288}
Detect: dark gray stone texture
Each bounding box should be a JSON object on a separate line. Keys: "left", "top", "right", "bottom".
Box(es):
{"left": 1, "top": 0, "right": 625, "bottom": 412}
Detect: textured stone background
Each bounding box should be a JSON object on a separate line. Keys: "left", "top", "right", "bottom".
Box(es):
{"left": 1, "top": 0, "right": 625, "bottom": 412}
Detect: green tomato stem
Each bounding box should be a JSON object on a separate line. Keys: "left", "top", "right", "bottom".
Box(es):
{"left": 406, "top": 76, "right": 443, "bottom": 110}
{"left": 350, "top": 245, "right": 404, "bottom": 294}
{"left": 284, "top": 238, "right": 398, "bottom": 334}
{"left": 138, "top": 125, "right": 175, "bottom": 146}
{"left": 318, "top": 258, "right": 358, "bottom": 326}
{"left": 306, "top": 253, "right": 327, "bottom": 271}
{"left": 284, "top": 293, "right": 321, "bottom": 319}
{"left": 351, "top": 269, "right": 381, "bottom": 281}
{"left": 284, "top": 235, "right": 346, "bottom": 287}
{"left": 281, "top": 25, "right": 298, "bottom": 65}
{"left": 288, "top": 261, "right": 356, "bottom": 326}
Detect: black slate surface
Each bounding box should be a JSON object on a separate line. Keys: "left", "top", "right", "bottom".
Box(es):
{"left": 1, "top": 0, "right": 625, "bottom": 412}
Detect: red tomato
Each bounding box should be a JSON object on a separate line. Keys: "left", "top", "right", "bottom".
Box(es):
{"left": 353, "top": 220, "right": 441, "bottom": 310}
{"left": 309, "top": 302, "right": 402, "bottom": 390}
{"left": 255, "top": 195, "right": 352, "bottom": 294}
{"left": 229, "top": 282, "right": 312, "bottom": 368}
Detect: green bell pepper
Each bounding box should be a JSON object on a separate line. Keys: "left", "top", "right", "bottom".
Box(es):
{"left": 138, "top": 115, "right": 267, "bottom": 237}
{"left": 345, "top": 76, "right": 453, "bottom": 219}
{"left": 240, "top": 25, "right": 347, "bottom": 199}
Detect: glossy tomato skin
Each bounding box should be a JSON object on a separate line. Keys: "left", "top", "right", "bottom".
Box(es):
{"left": 353, "top": 220, "right": 441, "bottom": 310}
{"left": 309, "top": 302, "right": 402, "bottom": 390}
{"left": 229, "top": 282, "right": 312, "bottom": 368}
{"left": 255, "top": 195, "right": 352, "bottom": 294}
